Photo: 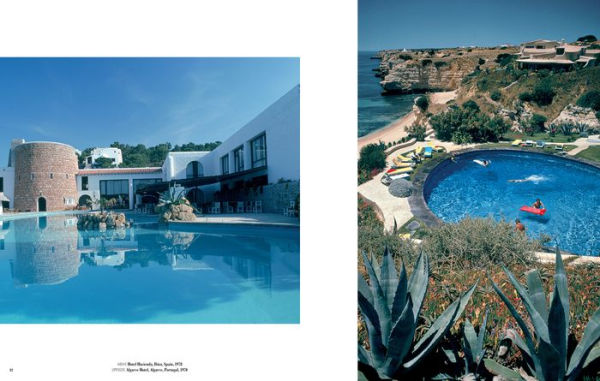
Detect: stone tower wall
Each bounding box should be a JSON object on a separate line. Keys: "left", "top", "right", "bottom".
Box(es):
{"left": 14, "top": 142, "right": 79, "bottom": 212}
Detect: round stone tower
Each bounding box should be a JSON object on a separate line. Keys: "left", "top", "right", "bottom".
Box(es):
{"left": 13, "top": 142, "right": 79, "bottom": 212}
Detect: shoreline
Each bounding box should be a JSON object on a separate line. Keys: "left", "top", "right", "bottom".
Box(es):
{"left": 357, "top": 90, "right": 457, "bottom": 154}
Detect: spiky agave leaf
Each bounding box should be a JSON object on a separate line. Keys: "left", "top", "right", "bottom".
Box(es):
{"left": 483, "top": 359, "right": 524, "bottom": 381}
{"left": 403, "top": 282, "right": 478, "bottom": 370}
{"left": 407, "top": 252, "right": 429, "bottom": 322}
{"left": 361, "top": 251, "right": 392, "bottom": 343}
{"left": 566, "top": 308, "right": 600, "bottom": 380}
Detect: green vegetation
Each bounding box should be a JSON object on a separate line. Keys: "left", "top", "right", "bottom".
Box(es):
{"left": 490, "top": 90, "right": 501, "bottom": 101}
{"left": 405, "top": 122, "right": 426, "bottom": 141}
{"left": 77, "top": 141, "right": 221, "bottom": 169}
{"left": 531, "top": 79, "right": 556, "bottom": 106}
{"left": 415, "top": 95, "right": 429, "bottom": 112}
{"left": 485, "top": 249, "right": 600, "bottom": 381}
{"left": 358, "top": 143, "right": 386, "bottom": 185}
{"left": 575, "top": 146, "right": 600, "bottom": 162}
{"left": 434, "top": 61, "right": 448, "bottom": 69}
{"left": 423, "top": 217, "right": 538, "bottom": 272}
{"left": 525, "top": 113, "right": 548, "bottom": 135}
{"left": 519, "top": 91, "right": 533, "bottom": 102}
{"left": 430, "top": 100, "right": 509, "bottom": 144}
{"left": 577, "top": 90, "right": 600, "bottom": 111}
{"left": 495, "top": 53, "right": 515, "bottom": 67}
{"left": 577, "top": 34, "right": 598, "bottom": 43}
{"left": 358, "top": 249, "right": 476, "bottom": 380}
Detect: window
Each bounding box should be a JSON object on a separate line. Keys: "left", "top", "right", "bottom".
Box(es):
{"left": 31, "top": 173, "right": 34, "bottom": 180}
{"left": 100, "top": 179, "right": 129, "bottom": 196}
{"left": 234, "top": 146, "right": 244, "bottom": 172}
{"left": 50, "top": 173, "right": 53, "bottom": 179}
{"left": 221, "top": 154, "right": 229, "bottom": 175}
{"left": 66, "top": 174, "right": 69, "bottom": 179}
{"left": 87, "top": 157, "right": 92, "bottom": 164}
{"left": 186, "top": 161, "right": 201, "bottom": 179}
{"left": 251, "top": 133, "right": 267, "bottom": 168}
{"left": 99, "top": 179, "right": 130, "bottom": 209}
{"left": 133, "top": 178, "right": 161, "bottom": 193}
{"left": 81, "top": 176, "right": 88, "bottom": 191}
{"left": 0, "top": 177, "right": 3, "bottom": 192}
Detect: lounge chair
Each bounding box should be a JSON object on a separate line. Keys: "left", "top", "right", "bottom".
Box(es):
{"left": 236, "top": 201, "right": 245, "bottom": 213}
{"left": 555, "top": 144, "right": 564, "bottom": 151}
{"left": 536, "top": 140, "right": 545, "bottom": 148}
{"left": 522, "top": 140, "right": 535, "bottom": 147}
{"left": 423, "top": 146, "right": 433, "bottom": 158}
{"left": 415, "top": 146, "right": 424, "bottom": 155}
{"left": 253, "top": 200, "right": 262, "bottom": 213}
{"left": 511, "top": 139, "right": 522, "bottom": 146}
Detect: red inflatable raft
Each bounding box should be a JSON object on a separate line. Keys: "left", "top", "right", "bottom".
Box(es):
{"left": 520, "top": 206, "right": 547, "bottom": 215}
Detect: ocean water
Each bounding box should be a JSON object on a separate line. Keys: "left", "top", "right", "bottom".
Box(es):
{"left": 0, "top": 214, "right": 299, "bottom": 323}
{"left": 358, "top": 51, "right": 418, "bottom": 137}
{"left": 425, "top": 150, "right": 600, "bottom": 256}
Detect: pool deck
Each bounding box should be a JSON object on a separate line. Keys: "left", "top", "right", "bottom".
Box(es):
{"left": 169, "top": 213, "right": 300, "bottom": 227}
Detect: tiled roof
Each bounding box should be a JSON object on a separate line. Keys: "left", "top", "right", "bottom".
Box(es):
{"left": 78, "top": 167, "right": 162, "bottom": 175}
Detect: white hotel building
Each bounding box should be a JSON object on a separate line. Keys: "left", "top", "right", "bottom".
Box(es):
{"left": 0, "top": 85, "right": 299, "bottom": 214}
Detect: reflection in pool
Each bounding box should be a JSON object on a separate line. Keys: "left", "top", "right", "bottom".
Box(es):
{"left": 0, "top": 214, "right": 299, "bottom": 323}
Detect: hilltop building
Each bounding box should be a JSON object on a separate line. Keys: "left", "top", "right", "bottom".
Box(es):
{"left": 0, "top": 85, "right": 300, "bottom": 214}
{"left": 516, "top": 39, "right": 600, "bottom": 70}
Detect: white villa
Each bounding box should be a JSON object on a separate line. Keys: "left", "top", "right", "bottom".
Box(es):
{"left": 0, "top": 85, "right": 300, "bottom": 214}
{"left": 516, "top": 39, "right": 600, "bottom": 70}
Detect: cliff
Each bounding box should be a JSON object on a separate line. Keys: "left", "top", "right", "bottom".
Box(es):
{"left": 375, "top": 47, "right": 518, "bottom": 95}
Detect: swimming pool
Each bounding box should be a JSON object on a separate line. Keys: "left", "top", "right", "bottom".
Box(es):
{"left": 0, "top": 214, "right": 299, "bottom": 323}
{"left": 424, "top": 150, "right": 600, "bottom": 256}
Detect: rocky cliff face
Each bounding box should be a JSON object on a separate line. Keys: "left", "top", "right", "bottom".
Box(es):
{"left": 375, "top": 48, "right": 511, "bottom": 95}
{"left": 551, "top": 104, "right": 600, "bottom": 129}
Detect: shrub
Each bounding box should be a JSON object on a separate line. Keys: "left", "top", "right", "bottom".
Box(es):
{"left": 495, "top": 53, "right": 514, "bottom": 66}
{"left": 406, "top": 122, "right": 426, "bottom": 141}
{"left": 576, "top": 90, "right": 600, "bottom": 111}
{"left": 596, "top": 111, "right": 600, "bottom": 121}
{"left": 490, "top": 90, "right": 501, "bottom": 101}
{"left": 462, "top": 100, "right": 480, "bottom": 112}
{"left": 415, "top": 96, "right": 429, "bottom": 112}
{"left": 529, "top": 113, "right": 548, "bottom": 133}
{"left": 421, "top": 59, "right": 432, "bottom": 66}
{"left": 434, "top": 61, "right": 448, "bottom": 69}
{"left": 519, "top": 92, "right": 533, "bottom": 102}
{"left": 532, "top": 80, "right": 556, "bottom": 106}
{"left": 478, "top": 58, "right": 486, "bottom": 65}
{"left": 422, "top": 217, "right": 538, "bottom": 272}
{"left": 358, "top": 143, "right": 386, "bottom": 173}
{"left": 398, "top": 54, "right": 412, "bottom": 61}
{"left": 577, "top": 34, "right": 597, "bottom": 42}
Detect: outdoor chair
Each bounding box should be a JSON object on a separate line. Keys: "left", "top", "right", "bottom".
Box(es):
{"left": 210, "top": 202, "right": 221, "bottom": 214}
{"left": 223, "top": 201, "right": 233, "bottom": 213}
{"left": 236, "top": 201, "right": 245, "bottom": 213}
{"left": 284, "top": 200, "right": 296, "bottom": 216}
{"left": 245, "top": 201, "right": 253, "bottom": 213}
{"left": 253, "top": 200, "right": 262, "bottom": 213}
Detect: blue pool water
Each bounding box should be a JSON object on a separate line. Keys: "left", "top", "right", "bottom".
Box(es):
{"left": 424, "top": 150, "right": 600, "bottom": 256}
{"left": 358, "top": 51, "right": 418, "bottom": 137}
{"left": 0, "top": 214, "right": 299, "bottom": 323}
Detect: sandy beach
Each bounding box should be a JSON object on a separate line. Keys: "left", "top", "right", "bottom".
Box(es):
{"left": 357, "top": 90, "right": 457, "bottom": 154}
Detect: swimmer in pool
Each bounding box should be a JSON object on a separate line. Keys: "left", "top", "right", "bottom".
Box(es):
{"left": 532, "top": 198, "right": 545, "bottom": 209}
{"left": 508, "top": 175, "right": 546, "bottom": 183}
{"left": 474, "top": 159, "right": 491, "bottom": 167}
{"left": 515, "top": 218, "right": 525, "bottom": 232}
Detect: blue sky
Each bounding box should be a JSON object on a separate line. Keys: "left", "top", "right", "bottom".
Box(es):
{"left": 0, "top": 58, "right": 298, "bottom": 163}
{"left": 359, "top": 0, "right": 600, "bottom": 51}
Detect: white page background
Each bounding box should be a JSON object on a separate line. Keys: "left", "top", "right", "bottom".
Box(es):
{"left": 0, "top": 1, "right": 357, "bottom": 380}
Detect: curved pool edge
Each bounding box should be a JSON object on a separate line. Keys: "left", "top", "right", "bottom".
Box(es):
{"left": 408, "top": 146, "right": 600, "bottom": 258}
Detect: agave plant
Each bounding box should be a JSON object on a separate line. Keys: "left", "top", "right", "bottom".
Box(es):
{"left": 159, "top": 186, "right": 187, "bottom": 206}
{"left": 436, "top": 309, "right": 489, "bottom": 381}
{"left": 484, "top": 248, "right": 600, "bottom": 381}
{"left": 358, "top": 248, "right": 477, "bottom": 380}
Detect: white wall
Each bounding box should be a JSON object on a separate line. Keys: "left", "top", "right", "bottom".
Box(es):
{"left": 199, "top": 85, "right": 300, "bottom": 182}
{"left": 86, "top": 147, "right": 123, "bottom": 168}
{"left": 0, "top": 167, "right": 15, "bottom": 209}
{"left": 162, "top": 152, "right": 210, "bottom": 181}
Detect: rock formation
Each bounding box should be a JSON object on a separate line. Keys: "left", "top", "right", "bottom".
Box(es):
{"left": 77, "top": 212, "right": 130, "bottom": 230}
{"left": 551, "top": 104, "right": 600, "bottom": 130}
{"left": 156, "top": 202, "right": 196, "bottom": 223}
